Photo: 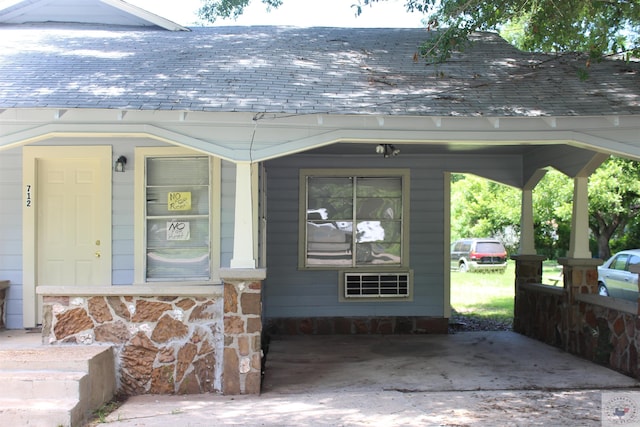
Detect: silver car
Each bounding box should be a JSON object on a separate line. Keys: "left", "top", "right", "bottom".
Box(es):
{"left": 597, "top": 249, "right": 640, "bottom": 301}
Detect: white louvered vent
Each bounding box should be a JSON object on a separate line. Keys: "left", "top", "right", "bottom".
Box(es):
{"left": 344, "top": 272, "right": 410, "bottom": 298}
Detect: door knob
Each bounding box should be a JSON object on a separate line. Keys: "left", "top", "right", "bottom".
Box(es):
{"left": 95, "top": 251, "right": 101, "bottom": 258}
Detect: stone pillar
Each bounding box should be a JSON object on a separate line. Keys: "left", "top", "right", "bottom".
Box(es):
{"left": 221, "top": 268, "right": 266, "bottom": 395}
{"left": 558, "top": 257, "right": 602, "bottom": 301}
{"left": 558, "top": 257, "right": 603, "bottom": 353}
{"left": 512, "top": 254, "right": 545, "bottom": 287}
{"left": 511, "top": 254, "right": 545, "bottom": 333}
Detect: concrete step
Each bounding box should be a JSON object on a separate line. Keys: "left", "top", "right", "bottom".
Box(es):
{"left": 0, "top": 370, "right": 87, "bottom": 400}
{"left": 0, "top": 345, "right": 116, "bottom": 427}
{"left": 0, "top": 399, "right": 84, "bottom": 427}
{"left": 0, "top": 345, "right": 110, "bottom": 371}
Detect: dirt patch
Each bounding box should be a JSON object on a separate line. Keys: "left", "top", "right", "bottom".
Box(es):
{"left": 448, "top": 310, "right": 513, "bottom": 333}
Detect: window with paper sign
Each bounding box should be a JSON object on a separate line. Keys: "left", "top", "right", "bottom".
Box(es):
{"left": 135, "top": 147, "right": 221, "bottom": 284}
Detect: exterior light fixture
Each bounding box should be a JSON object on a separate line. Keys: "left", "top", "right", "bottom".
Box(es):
{"left": 115, "top": 155, "right": 127, "bottom": 172}
{"left": 375, "top": 144, "right": 400, "bottom": 158}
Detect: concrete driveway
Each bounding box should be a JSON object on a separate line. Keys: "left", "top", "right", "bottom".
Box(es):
{"left": 262, "top": 332, "right": 636, "bottom": 393}
{"left": 100, "top": 332, "right": 640, "bottom": 426}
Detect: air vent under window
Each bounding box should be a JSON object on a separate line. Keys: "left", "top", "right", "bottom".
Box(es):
{"left": 344, "top": 272, "right": 410, "bottom": 298}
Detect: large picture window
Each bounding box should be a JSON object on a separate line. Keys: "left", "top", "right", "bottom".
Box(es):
{"left": 134, "top": 147, "right": 220, "bottom": 284}
{"left": 300, "top": 169, "right": 409, "bottom": 268}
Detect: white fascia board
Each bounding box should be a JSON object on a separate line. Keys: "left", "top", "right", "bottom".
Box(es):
{"left": 100, "top": 0, "right": 189, "bottom": 31}
{"left": 0, "top": 123, "right": 238, "bottom": 161}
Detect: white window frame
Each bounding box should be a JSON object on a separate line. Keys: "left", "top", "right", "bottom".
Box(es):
{"left": 134, "top": 147, "right": 221, "bottom": 285}
{"left": 298, "top": 168, "right": 410, "bottom": 270}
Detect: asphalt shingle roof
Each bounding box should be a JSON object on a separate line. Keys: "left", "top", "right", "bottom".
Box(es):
{"left": 0, "top": 24, "right": 638, "bottom": 117}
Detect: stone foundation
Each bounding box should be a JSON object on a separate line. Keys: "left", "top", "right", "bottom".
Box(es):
{"left": 41, "top": 293, "right": 223, "bottom": 395}
{"left": 266, "top": 316, "right": 449, "bottom": 335}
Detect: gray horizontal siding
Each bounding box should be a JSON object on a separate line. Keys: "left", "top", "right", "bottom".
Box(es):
{"left": 0, "top": 147, "right": 23, "bottom": 328}
{"left": 264, "top": 154, "right": 451, "bottom": 319}
{"left": 0, "top": 140, "right": 235, "bottom": 329}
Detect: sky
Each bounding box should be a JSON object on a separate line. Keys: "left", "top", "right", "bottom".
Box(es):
{"left": 128, "top": 0, "right": 426, "bottom": 28}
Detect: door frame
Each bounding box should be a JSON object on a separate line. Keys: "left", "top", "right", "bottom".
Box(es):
{"left": 22, "top": 145, "right": 112, "bottom": 327}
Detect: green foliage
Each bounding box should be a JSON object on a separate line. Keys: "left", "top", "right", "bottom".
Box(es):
{"left": 453, "top": 158, "right": 640, "bottom": 262}
{"left": 450, "top": 174, "right": 520, "bottom": 253}
{"left": 198, "top": 0, "right": 282, "bottom": 22}
{"left": 588, "top": 156, "right": 640, "bottom": 259}
{"left": 533, "top": 170, "right": 573, "bottom": 259}
{"left": 395, "top": 0, "right": 639, "bottom": 63}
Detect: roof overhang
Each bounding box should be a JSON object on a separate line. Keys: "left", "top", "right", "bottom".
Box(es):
{"left": 0, "top": 0, "right": 189, "bottom": 31}
{"left": 1, "top": 108, "right": 639, "bottom": 187}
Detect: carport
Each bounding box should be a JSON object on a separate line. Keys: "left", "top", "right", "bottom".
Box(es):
{"left": 261, "top": 332, "right": 638, "bottom": 394}
{"left": 92, "top": 331, "right": 640, "bottom": 426}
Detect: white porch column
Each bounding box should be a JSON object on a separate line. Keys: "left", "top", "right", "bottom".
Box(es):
{"left": 567, "top": 176, "right": 591, "bottom": 259}
{"left": 230, "top": 161, "right": 256, "bottom": 268}
{"left": 519, "top": 188, "right": 536, "bottom": 255}
{"left": 518, "top": 170, "right": 546, "bottom": 256}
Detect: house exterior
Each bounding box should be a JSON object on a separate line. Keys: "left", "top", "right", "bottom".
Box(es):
{"left": 1, "top": 0, "right": 640, "bottom": 395}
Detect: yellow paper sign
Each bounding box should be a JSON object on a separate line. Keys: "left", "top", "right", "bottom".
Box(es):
{"left": 168, "top": 192, "right": 191, "bottom": 211}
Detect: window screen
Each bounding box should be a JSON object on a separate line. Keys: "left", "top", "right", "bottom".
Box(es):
{"left": 145, "top": 157, "right": 210, "bottom": 281}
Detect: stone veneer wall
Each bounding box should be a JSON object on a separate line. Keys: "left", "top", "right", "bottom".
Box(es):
{"left": 514, "top": 257, "right": 640, "bottom": 380}
{"left": 42, "top": 294, "right": 223, "bottom": 395}
{"left": 514, "top": 283, "right": 564, "bottom": 347}
{"left": 222, "top": 280, "right": 263, "bottom": 395}
{"left": 579, "top": 300, "right": 638, "bottom": 375}
{"left": 266, "top": 316, "right": 449, "bottom": 335}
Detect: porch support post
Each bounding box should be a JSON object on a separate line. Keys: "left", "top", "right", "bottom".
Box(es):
{"left": 518, "top": 188, "right": 536, "bottom": 255}
{"left": 221, "top": 268, "right": 266, "bottom": 395}
{"left": 558, "top": 257, "right": 602, "bottom": 353}
{"left": 519, "top": 169, "right": 546, "bottom": 256}
{"left": 511, "top": 254, "right": 545, "bottom": 334}
{"left": 567, "top": 176, "right": 591, "bottom": 259}
{"left": 230, "top": 162, "right": 257, "bottom": 269}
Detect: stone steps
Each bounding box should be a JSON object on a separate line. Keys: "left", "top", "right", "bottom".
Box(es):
{"left": 0, "top": 345, "right": 116, "bottom": 427}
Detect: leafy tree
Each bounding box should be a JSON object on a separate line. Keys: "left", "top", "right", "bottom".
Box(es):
{"left": 453, "top": 160, "right": 640, "bottom": 262}
{"left": 450, "top": 174, "right": 520, "bottom": 254}
{"left": 588, "top": 157, "right": 640, "bottom": 260}
{"left": 198, "top": 0, "right": 281, "bottom": 22}
{"left": 198, "top": 0, "right": 640, "bottom": 63}
{"left": 532, "top": 170, "right": 572, "bottom": 259}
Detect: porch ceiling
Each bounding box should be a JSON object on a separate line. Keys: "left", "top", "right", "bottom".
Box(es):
{"left": 299, "top": 141, "right": 607, "bottom": 187}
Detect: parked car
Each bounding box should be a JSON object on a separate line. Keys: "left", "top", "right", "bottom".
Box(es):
{"left": 597, "top": 249, "right": 640, "bottom": 301}
{"left": 450, "top": 238, "right": 508, "bottom": 273}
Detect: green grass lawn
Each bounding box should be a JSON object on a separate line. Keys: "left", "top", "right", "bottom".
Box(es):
{"left": 450, "top": 261, "right": 560, "bottom": 322}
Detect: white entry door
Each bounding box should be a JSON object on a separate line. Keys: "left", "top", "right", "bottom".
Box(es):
{"left": 23, "top": 146, "right": 112, "bottom": 327}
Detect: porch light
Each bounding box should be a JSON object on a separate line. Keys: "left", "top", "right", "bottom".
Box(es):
{"left": 376, "top": 144, "right": 400, "bottom": 158}
{"left": 115, "top": 155, "right": 127, "bottom": 172}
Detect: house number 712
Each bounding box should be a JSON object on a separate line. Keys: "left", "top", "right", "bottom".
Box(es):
{"left": 26, "top": 185, "right": 31, "bottom": 207}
